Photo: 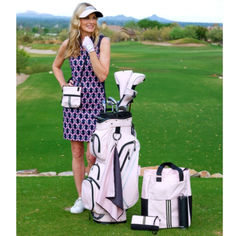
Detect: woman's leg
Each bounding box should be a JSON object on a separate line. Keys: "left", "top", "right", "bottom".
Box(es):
{"left": 71, "top": 140, "right": 85, "bottom": 197}
{"left": 85, "top": 142, "right": 96, "bottom": 174}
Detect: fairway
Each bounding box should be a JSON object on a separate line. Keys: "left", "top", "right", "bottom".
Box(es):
{"left": 17, "top": 42, "right": 222, "bottom": 174}
{"left": 17, "top": 41, "right": 222, "bottom": 236}
{"left": 17, "top": 177, "right": 222, "bottom": 236}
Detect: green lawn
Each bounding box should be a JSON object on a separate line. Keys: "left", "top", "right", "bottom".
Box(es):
{"left": 17, "top": 177, "right": 222, "bottom": 236}
{"left": 17, "top": 41, "right": 223, "bottom": 235}
{"left": 17, "top": 42, "right": 222, "bottom": 173}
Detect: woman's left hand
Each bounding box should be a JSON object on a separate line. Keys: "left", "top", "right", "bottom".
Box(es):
{"left": 82, "top": 36, "right": 95, "bottom": 53}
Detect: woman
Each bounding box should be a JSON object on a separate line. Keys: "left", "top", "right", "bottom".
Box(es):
{"left": 52, "top": 2, "right": 110, "bottom": 214}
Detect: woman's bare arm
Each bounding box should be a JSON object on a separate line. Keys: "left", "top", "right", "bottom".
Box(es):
{"left": 52, "top": 39, "right": 69, "bottom": 88}
{"left": 88, "top": 37, "right": 110, "bottom": 82}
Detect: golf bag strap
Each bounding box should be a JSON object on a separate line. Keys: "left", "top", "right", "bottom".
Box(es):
{"left": 156, "top": 162, "right": 184, "bottom": 182}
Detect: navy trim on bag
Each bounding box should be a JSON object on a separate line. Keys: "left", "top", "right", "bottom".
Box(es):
{"left": 141, "top": 198, "right": 148, "bottom": 216}
{"left": 156, "top": 162, "right": 184, "bottom": 182}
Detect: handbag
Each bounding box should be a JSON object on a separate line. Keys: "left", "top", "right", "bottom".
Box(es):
{"left": 131, "top": 215, "right": 159, "bottom": 234}
{"left": 141, "top": 162, "right": 192, "bottom": 229}
{"left": 61, "top": 54, "right": 87, "bottom": 108}
{"left": 61, "top": 85, "right": 81, "bottom": 108}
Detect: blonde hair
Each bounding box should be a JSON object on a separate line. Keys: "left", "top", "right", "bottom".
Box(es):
{"left": 65, "top": 2, "right": 100, "bottom": 59}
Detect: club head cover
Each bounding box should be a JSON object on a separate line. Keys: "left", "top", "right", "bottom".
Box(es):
{"left": 114, "top": 70, "right": 133, "bottom": 99}
{"left": 118, "top": 88, "right": 138, "bottom": 111}
{"left": 126, "top": 73, "right": 145, "bottom": 90}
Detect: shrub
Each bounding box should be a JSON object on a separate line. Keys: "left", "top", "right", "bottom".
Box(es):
{"left": 159, "top": 27, "right": 172, "bottom": 41}
{"left": 142, "top": 27, "right": 160, "bottom": 41}
{"left": 22, "top": 34, "right": 33, "bottom": 43}
{"left": 17, "top": 48, "right": 29, "bottom": 74}
{"left": 99, "top": 27, "right": 115, "bottom": 39}
{"left": 111, "top": 31, "right": 129, "bottom": 42}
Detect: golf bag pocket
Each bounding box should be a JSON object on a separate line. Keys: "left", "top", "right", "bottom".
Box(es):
{"left": 90, "top": 129, "right": 110, "bottom": 161}
{"left": 88, "top": 163, "right": 104, "bottom": 182}
{"left": 82, "top": 177, "right": 100, "bottom": 211}
{"left": 119, "top": 139, "right": 140, "bottom": 209}
{"left": 141, "top": 162, "right": 192, "bottom": 229}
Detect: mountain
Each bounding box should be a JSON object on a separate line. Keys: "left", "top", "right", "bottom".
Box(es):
{"left": 98, "top": 14, "right": 138, "bottom": 26}
{"left": 148, "top": 14, "right": 173, "bottom": 23}
{"left": 17, "top": 11, "right": 69, "bottom": 19}
{"left": 98, "top": 14, "right": 173, "bottom": 25}
{"left": 16, "top": 11, "right": 222, "bottom": 28}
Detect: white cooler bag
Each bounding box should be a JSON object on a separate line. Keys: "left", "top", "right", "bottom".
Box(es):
{"left": 141, "top": 162, "right": 192, "bottom": 229}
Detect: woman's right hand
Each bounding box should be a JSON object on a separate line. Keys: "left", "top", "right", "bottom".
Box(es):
{"left": 61, "top": 79, "right": 74, "bottom": 88}
{"left": 68, "top": 80, "right": 74, "bottom": 86}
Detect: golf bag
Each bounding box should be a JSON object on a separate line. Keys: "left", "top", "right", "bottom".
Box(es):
{"left": 81, "top": 70, "right": 145, "bottom": 223}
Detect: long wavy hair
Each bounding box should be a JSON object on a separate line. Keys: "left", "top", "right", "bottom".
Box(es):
{"left": 64, "top": 2, "right": 100, "bottom": 59}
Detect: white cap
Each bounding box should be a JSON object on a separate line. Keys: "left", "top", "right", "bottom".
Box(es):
{"left": 79, "top": 6, "right": 103, "bottom": 18}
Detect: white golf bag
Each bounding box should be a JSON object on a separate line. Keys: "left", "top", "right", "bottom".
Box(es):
{"left": 81, "top": 70, "right": 145, "bottom": 223}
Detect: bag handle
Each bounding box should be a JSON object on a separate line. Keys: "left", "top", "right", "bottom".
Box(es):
{"left": 156, "top": 162, "right": 184, "bottom": 182}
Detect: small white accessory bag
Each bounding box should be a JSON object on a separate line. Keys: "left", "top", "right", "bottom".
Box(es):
{"left": 131, "top": 215, "right": 159, "bottom": 233}
{"left": 61, "top": 86, "right": 81, "bottom": 108}
{"left": 141, "top": 162, "right": 192, "bottom": 229}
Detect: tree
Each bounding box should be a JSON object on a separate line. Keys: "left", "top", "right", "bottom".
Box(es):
{"left": 195, "top": 26, "right": 208, "bottom": 41}
{"left": 207, "top": 27, "right": 223, "bottom": 43}
{"left": 183, "top": 25, "right": 198, "bottom": 39}
{"left": 124, "top": 21, "right": 138, "bottom": 29}
{"left": 170, "top": 26, "right": 185, "bottom": 40}
{"left": 137, "top": 19, "right": 160, "bottom": 29}
{"left": 59, "top": 29, "right": 68, "bottom": 41}
{"left": 32, "top": 27, "right": 39, "bottom": 33}
{"left": 43, "top": 28, "right": 49, "bottom": 34}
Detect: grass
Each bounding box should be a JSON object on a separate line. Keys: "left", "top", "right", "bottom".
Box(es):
{"left": 17, "top": 41, "right": 222, "bottom": 173}
{"left": 26, "top": 43, "right": 60, "bottom": 51}
{"left": 20, "top": 55, "right": 56, "bottom": 74}
{"left": 17, "top": 177, "right": 222, "bottom": 236}
{"left": 17, "top": 41, "right": 223, "bottom": 235}
{"left": 168, "top": 37, "right": 209, "bottom": 45}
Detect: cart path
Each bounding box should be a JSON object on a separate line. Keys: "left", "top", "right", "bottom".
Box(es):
{"left": 141, "top": 41, "right": 206, "bottom": 47}
{"left": 16, "top": 73, "right": 29, "bottom": 86}
{"left": 19, "top": 45, "right": 57, "bottom": 54}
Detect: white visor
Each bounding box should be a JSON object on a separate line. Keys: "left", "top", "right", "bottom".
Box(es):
{"left": 79, "top": 6, "right": 103, "bottom": 18}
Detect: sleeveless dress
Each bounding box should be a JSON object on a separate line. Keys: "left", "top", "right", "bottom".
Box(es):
{"left": 63, "top": 35, "right": 106, "bottom": 142}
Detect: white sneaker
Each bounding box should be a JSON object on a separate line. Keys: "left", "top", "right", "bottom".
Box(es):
{"left": 70, "top": 197, "right": 84, "bottom": 214}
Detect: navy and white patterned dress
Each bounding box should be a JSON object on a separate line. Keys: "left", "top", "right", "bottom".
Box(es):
{"left": 63, "top": 35, "right": 106, "bottom": 142}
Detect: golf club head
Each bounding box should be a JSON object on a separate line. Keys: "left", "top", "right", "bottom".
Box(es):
{"left": 107, "top": 100, "right": 115, "bottom": 112}
{"left": 107, "top": 96, "right": 117, "bottom": 105}
{"left": 126, "top": 73, "right": 145, "bottom": 90}
{"left": 114, "top": 70, "right": 133, "bottom": 99}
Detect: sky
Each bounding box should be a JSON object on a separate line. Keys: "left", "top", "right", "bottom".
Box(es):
{"left": 15, "top": 0, "right": 223, "bottom": 23}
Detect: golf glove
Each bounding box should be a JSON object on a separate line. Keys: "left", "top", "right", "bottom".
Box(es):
{"left": 82, "top": 36, "right": 95, "bottom": 53}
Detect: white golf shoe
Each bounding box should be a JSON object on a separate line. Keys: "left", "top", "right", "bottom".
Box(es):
{"left": 70, "top": 197, "right": 84, "bottom": 214}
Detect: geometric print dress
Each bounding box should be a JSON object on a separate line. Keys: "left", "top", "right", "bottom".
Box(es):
{"left": 63, "top": 35, "right": 106, "bottom": 142}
